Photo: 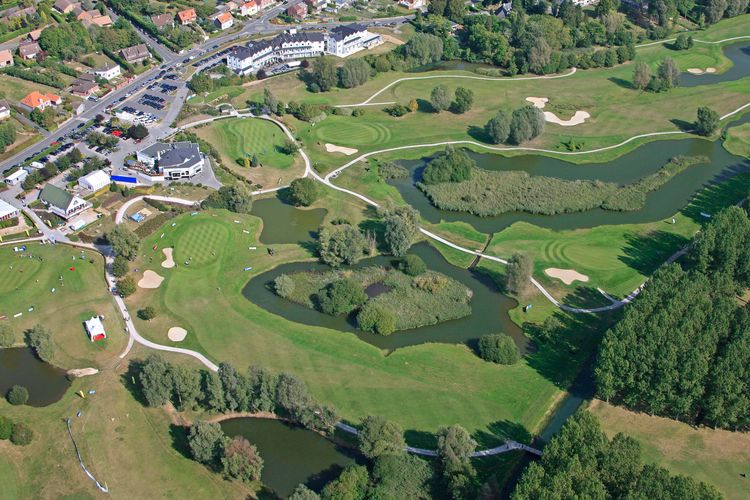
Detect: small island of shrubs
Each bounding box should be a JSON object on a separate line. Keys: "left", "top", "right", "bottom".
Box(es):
{"left": 273, "top": 255, "right": 472, "bottom": 335}
{"left": 417, "top": 148, "right": 708, "bottom": 217}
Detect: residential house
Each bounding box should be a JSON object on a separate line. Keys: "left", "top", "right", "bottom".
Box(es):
{"left": 286, "top": 3, "right": 306, "bottom": 19}
{"left": 136, "top": 142, "right": 205, "bottom": 180}
{"left": 326, "top": 24, "right": 382, "bottom": 57}
{"left": 53, "top": 0, "right": 80, "bottom": 14}
{"left": 240, "top": 0, "right": 259, "bottom": 16}
{"left": 495, "top": 1, "right": 512, "bottom": 19}
{"left": 151, "top": 13, "right": 175, "bottom": 29}
{"left": 224, "top": 1, "right": 239, "bottom": 10}
{"left": 304, "top": 0, "right": 326, "bottom": 11}
{"left": 0, "top": 199, "right": 20, "bottom": 222}
{"left": 18, "top": 41, "right": 41, "bottom": 60}
{"left": 0, "top": 49, "right": 13, "bottom": 68}
{"left": 4, "top": 169, "right": 28, "bottom": 186}
{"left": 20, "top": 91, "right": 62, "bottom": 111}
{"left": 325, "top": 0, "right": 349, "bottom": 12}
{"left": 91, "top": 64, "right": 121, "bottom": 81}
{"left": 78, "top": 170, "right": 110, "bottom": 192}
{"left": 399, "top": 0, "right": 427, "bottom": 9}
{"left": 28, "top": 28, "right": 43, "bottom": 42}
{"left": 258, "top": 0, "right": 274, "bottom": 8}
{"left": 3, "top": 5, "right": 37, "bottom": 19}
{"left": 213, "top": 12, "right": 234, "bottom": 30}
{"left": 177, "top": 8, "right": 197, "bottom": 25}
{"left": 119, "top": 44, "right": 150, "bottom": 64}
{"left": 39, "top": 184, "right": 91, "bottom": 220}
{"left": 83, "top": 14, "right": 113, "bottom": 27}
{"left": 70, "top": 73, "right": 100, "bottom": 97}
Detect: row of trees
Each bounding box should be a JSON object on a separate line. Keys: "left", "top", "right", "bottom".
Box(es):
{"left": 429, "top": 85, "right": 475, "bottom": 114}
{"left": 596, "top": 206, "right": 750, "bottom": 430}
{"left": 484, "top": 105, "right": 546, "bottom": 145}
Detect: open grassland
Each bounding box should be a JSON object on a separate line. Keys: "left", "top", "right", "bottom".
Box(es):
{"left": 0, "top": 347, "right": 250, "bottom": 499}
{"left": 0, "top": 74, "right": 68, "bottom": 103}
{"left": 0, "top": 243, "right": 125, "bottom": 369}
{"left": 193, "top": 117, "right": 304, "bottom": 188}
{"left": 724, "top": 122, "right": 750, "bottom": 157}
{"left": 590, "top": 399, "right": 750, "bottom": 500}
{"left": 124, "top": 209, "right": 566, "bottom": 443}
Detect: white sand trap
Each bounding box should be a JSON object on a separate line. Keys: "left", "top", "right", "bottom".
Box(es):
{"left": 545, "top": 268, "right": 590, "bottom": 285}
{"left": 526, "top": 97, "right": 590, "bottom": 126}
{"left": 325, "top": 143, "right": 359, "bottom": 155}
{"left": 168, "top": 327, "right": 187, "bottom": 342}
{"left": 161, "top": 248, "right": 175, "bottom": 268}
{"left": 687, "top": 67, "right": 717, "bottom": 75}
{"left": 67, "top": 367, "right": 99, "bottom": 378}
{"left": 138, "top": 270, "right": 164, "bottom": 289}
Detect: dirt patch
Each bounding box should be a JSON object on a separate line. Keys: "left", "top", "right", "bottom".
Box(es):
{"left": 325, "top": 143, "right": 359, "bottom": 155}
{"left": 138, "top": 270, "right": 164, "bottom": 289}
{"left": 545, "top": 268, "right": 590, "bottom": 285}
{"left": 379, "top": 33, "right": 405, "bottom": 46}
{"left": 67, "top": 367, "right": 99, "bottom": 377}
{"left": 167, "top": 326, "right": 187, "bottom": 342}
{"left": 161, "top": 248, "right": 175, "bottom": 268}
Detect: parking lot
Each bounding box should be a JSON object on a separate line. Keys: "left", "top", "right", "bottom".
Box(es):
{"left": 108, "top": 72, "right": 184, "bottom": 126}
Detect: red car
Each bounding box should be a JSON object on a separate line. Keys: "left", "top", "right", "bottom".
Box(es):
{"left": 111, "top": 130, "right": 123, "bottom": 137}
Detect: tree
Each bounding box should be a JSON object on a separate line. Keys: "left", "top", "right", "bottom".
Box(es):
{"left": 112, "top": 255, "right": 129, "bottom": 277}
{"left": 338, "top": 58, "right": 371, "bottom": 88}
{"left": 317, "top": 224, "right": 366, "bottom": 267}
{"left": 509, "top": 106, "right": 545, "bottom": 145}
{"left": 222, "top": 436, "right": 263, "bottom": 483}
{"left": 403, "top": 33, "right": 444, "bottom": 65}
{"left": 288, "top": 177, "right": 320, "bottom": 206}
{"left": 383, "top": 206, "right": 419, "bottom": 257}
{"left": 357, "top": 302, "right": 396, "bottom": 335}
{"left": 275, "top": 373, "right": 312, "bottom": 421}
{"left": 171, "top": 364, "right": 201, "bottom": 410}
{"left": 705, "top": 0, "right": 727, "bottom": 23}
{"left": 263, "top": 87, "right": 278, "bottom": 112}
{"left": 117, "top": 276, "right": 136, "bottom": 297}
{"left": 7, "top": 385, "right": 29, "bottom": 405}
{"left": 0, "top": 323, "right": 14, "bottom": 348}
{"left": 485, "top": 110, "right": 511, "bottom": 144}
{"left": 274, "top": 274, "right": 296, "bottom": 298}
{"left": 280, "top": 138, "right": 300, "bottom": 154}
{"left": 436, "top": 425, "right": 477, "bottom": 499}
{"left": 358, "top": 415, "right": 406, "bottom": 459}
{"left": 370, "top": 453, "right": 431, "bottom": 499}
{"left": 408, "top": 99, "right": 418, "bottom": 112}
{"left": 691, "top": 206, "right": 750, "bottom": 287}
{"left": 138, "top": 354, "right": 173, "bottom": 407}
{"left": 657, "top": 57, "right": 680, "bottom": 88}
{"left": 188, "top": 420, "right": 227, "bottom": 465}
{"left": 452, "top": 87, "right": 474, "bottom": 113}
{"left": 322, "top": 464, "right": 369, "bottom": 500}
{"left": 290, "top": 484, "right": 320, "bottom": 500}
{"left": 248, "top": 365, "right": 277, "bottom": 413}
{"left": 10, "top": 422, "right": 33, "bottom": 446}
{"left": 25, "top": 324, "right": 54, "bottom": 363}
{"left": 218, "top": 362, "right": 249, "bottom": 412}
{"left": 430, "top": 84, "right": 451, "bottom": 112}
{"left": 505, "top": 253, "right": 533, "bottom": 297}
{"left": 128, "top": 124, "right": 149, "bottom": 140}
{"left": 137, "top": 306, "right": 156, "bottom": 320}
{"left": 695, "top": 106, "right": 720, "bottom": 136}
{"left": 398, "top": 254, "right": 426, "bottom": 276}
{"left": 529, "top": 38, "right": 552, "bottom": 74}
{"left": 0, "top": 416, "right": 12, "bottom": 440}
{"left": 673, "top": 33, "right": 693, "bottom": 50}
{"left": 725, "top": 0, "right": 748, "bottom": 16}
{"left": 319, "top": 279, "right": 367, "bottom": 316}
{"left": 106, "top": 225, "right": 140, "bottom": 260}
{"left": 421, "top": 146, "right": 474, "bottom": 184}
{"left": 203, "top": 184, "right": 253, "bottom": 214}
{"left": 205, "top": 371, "right": 226, "bottom": 412}
{"left": 632, "top": 62, "right": 652, "bottom": 90}
{"left": 478, "top": 334, "right": 520, "bottom": 364}
{"left": 310, "top": 57, "right": 338, "bottom": 92}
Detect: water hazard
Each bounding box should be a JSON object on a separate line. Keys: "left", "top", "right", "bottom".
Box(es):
{"left": 0, "top": 347, "right": 71, "bottom": 407}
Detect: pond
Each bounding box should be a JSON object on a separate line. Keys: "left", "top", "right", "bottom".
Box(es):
{"left": 389, "top": 131, "right": 750, "bottom": 234}
{"left": 0, "top": 347, "right": 71, "bottom": 407}
{"left": 243, "top": 242, "right": 524, "bottom": 352}
{"left": 220, "top": 417, "right": 361, "bottom": 497}
{"left": 681, "top": 41, "right": 750, "bottom": 88}
{"left": 251, "top": 196, "right": 327, "bottom": 245}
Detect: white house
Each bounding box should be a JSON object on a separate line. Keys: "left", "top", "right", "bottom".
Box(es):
{"left": 213, "top": 12, "right": 234, "bottom": 30}
{"left": 0, "top": 199, "right": 19, "bottom": 222}
{"left": 78, "top": 170, "right": 110, "bottom": 192}
{"left": 4, "top": 169, "right": 28, "bottom": 186}
{"left": 228, "top": 30, "right": 327, "bottom": 75}
{"left": 326, "top": 24, "right": 382, "bottom": 58}
{"left": 240, "top": 0, "right": 259, "bottom": 16}
{"left": 84, "top": 316, "right": 106, "bottom": 342}
{"left": 137, "top": 142, "right": 205, "bottom": 180}
{"left": 39, "top": 184, "right": 91, "bottom": 219}
{"left": 92, "top": 64, "right": 121, "bottom": 81}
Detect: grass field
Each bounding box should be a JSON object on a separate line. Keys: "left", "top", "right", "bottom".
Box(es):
{"left": 724, "top": 122, "right": 750, "bottom": 157}
{"left": 590, "top": 400, "right": 750, "bottom": 500}
{"left": 193, "top": 117, "right": 304, "bottom": 188}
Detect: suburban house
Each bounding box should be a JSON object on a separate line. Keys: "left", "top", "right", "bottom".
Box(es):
{"left": 28, "top": 28, "right": 43, "bottom": 42}
{"left": 84, "top": 316, "right": 106, "bottom": 342}
{"left": 0, "top": 199, "right": 20, "bottom": 222}
{"left": 4, "top": 169, "right": 28, "bottom": 186}
{"left": 177, "top": 8, "right": 197, "bottom": 24}
{"left": 286, "top": 3, "right": 307, "bottom": 19}
{"left": 151, "top": 13, "right": 175, "bottom": 29}
{"left": 18, "top": 41, "right": 41, "bottom": 60}
{"left": 1, "top": 5, "right": 36, "bottom": 19}
{"left": 213, "top": 12, "right": 234, "bottom": 30}
{"left": 91, "top": 64, "right": 121, "bottom": 81}
{"left": 78, "top": 170, "right": 110, "bottom": 192}
{"left": 399, "top": 0, "right": 426, "bottom": 9}
{"left": 70, "top": 73, "right": 100, "bottom": 97}
{"left": 120, "top": 44, "right": 150, "bottom": 64}
{"left": 258, "top": 0, "right": 274, "bottom": 8}
{"left": 326, "top": 24, "right": 382, "bottom": 57}
{"left": 228, "top": 30, "right": 326, "bottom": 75}
{"left": 0, "top": 103, "right": 10, "bottom": 120}
{"left": 240, "top": 0, "right": 259, "bottom": 16}
{"left": 82, "top": 14, "right": 113, "bottom": 27}
{"left": 39, "top": 184, "right": 91, "bottom": 219}
{"left": 53, "top": 0, "right": 79, "bottom": 14}
{"left": 0, "top": 49, "right": 13, "bottom": 68}
{"left": 304, "top": 0, "right": 326, "bottom": 11}
{"left": 20, "top": 91, "right": 62, "bottom": 111}
{"left": 495, "top": 1, "right": 512, "bottom": 19}
{"left": 137, "top": 142, "right": 205, "bottom": 180}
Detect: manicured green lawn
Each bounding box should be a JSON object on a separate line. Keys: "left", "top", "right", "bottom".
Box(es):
{"left": 724, "top": 122, "right": 750, "bottom": 158}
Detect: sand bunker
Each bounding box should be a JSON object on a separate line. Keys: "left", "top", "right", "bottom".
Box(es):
{"left": 545, "top": 268, "right": 590, "bottom": 285}
{"left": 67, "top": 367, "right": 99, "bottom": 378}
{"left": 526, "top": 96, "right": 590, "bottom": 126}
{"left": 168, "top": 327, "right": 187, "bottom": 342}
{"left": 325, "top": 143, "right": 359, "bottom": 155}
{"left": 161, "top": 248, "right": 175, "bottom": 268}
{"left": 687, "top": 67, "right": 717, "bottom": 75}
{"left": 138, "top": 270, "right": 164, "bottom": 289}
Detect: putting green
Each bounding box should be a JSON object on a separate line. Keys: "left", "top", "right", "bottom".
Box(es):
{"left": 312, "top": 119, "right": 392, "bottom": 147}
{"left": 0, "top": 257, "right": 42, "bottom": 294}
{"left": 175, "top": 220, "right": 229, "bottom": 267}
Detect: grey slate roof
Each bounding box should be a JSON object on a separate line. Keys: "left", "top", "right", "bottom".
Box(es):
{"left": 230, "top": 30, "right": 325, "bottom": 60}
{"left": 329, "top": 24, "right": 366, "bottom": 42}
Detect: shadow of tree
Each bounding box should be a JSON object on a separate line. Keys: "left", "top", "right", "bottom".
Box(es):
{"left": 120, "top": 359, "right": 148, "bottom": 407}
{"left": 670, "top": 118, "right": 694, "bottom": 132}
{"left": 404, "top": 428, "right": 438, "bottom": 449}
{"left": 416, "top": 98, "right": 434, "bottom": 113}
{"left": 467, "top": 125, "right": 493, "bottom": 144}
{"left": 682, "top": 165, "right": 750, "bottom": 224}
{"left": 561, "top": 286, "right": 611, "bottom": 309}
{"left": 472, "top": 420, "right": 534, "bottom": 449}
{"left": 618, "top": 230, "right": 690, "bottom": 276}
{"left": 607, "top": 76, "right": 634, "bottom": 90}
{"left": 168, "top": 423, "right": 193, "bottom": 461}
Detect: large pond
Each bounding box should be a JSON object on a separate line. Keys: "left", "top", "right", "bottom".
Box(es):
{"left": 243, "top": 242, "right": 524, "bottom": 351}
{"left": 0, "top": 347, "right": 70, "bottom": 407}
{"left": 681, "top": 41, "right": 750, "bottom": 87}
{"left": 220, "top": 417, "right": 360, "bottom": 497}
{"left": 390, "top": 132, "right": 750, "bottom": 234}
{"left": 251, "top": 196, "right": 326, "bottom": 245}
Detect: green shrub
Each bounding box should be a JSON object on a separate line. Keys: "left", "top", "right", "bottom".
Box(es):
{"left": 138, "top": 306, "right": 156, "bottom": 321}
{"left": 398, "top": 254, "right": 427, "bottom": 276}
{"left": 0, "top": 416, "right": 12, "bottom": 439}
{"left": 7, "top": 385, "right": 29, "bottom": 405}
{"left": 10, "top": 422, "right": 33, "bottom": 446}
{"left": 288, "top": 178, "right": 320, "bottom": 207}
{"left": 377, "top": 161, "right": 409, "bottom": 180}
{"left": 0, "top": 323, "right": 14, "bottom": 347}
{"left": 478, "top": 334, "right": 520, "bottom": 365}
{"left": 318, "top": 279, "right": 367, "bottom": 316}
{"left": 421, "top": 147, "right": 474, "bottom": 185}
{"left": 117, "top": 276, "right": 137, "bottom": 298}
{"left": 112, "top": 255, "right": 129, "bottom": 278}
{"left": 274, "top": 274, "right": 296, "bottom": 298}
{"left": 357, "top": 303, "right": 396, "bottom": 336}
{"left": 25, "top": 324, "right": 54, "bottom": 363}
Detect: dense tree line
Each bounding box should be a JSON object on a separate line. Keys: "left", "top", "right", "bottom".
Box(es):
{"left": 596, "top": 206, "right": 750, "bottom": 430}
{"left": 202, "top": 183, "right": 253, "bottom": 214}
{"left": 512, "top": 410, "right": 721, "bottom": 499}
{"left": 187, "top": 421, "right": 263, "bottom": 484}
{"left": 485, "top": 105, "right": 545, "bottom": 145}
